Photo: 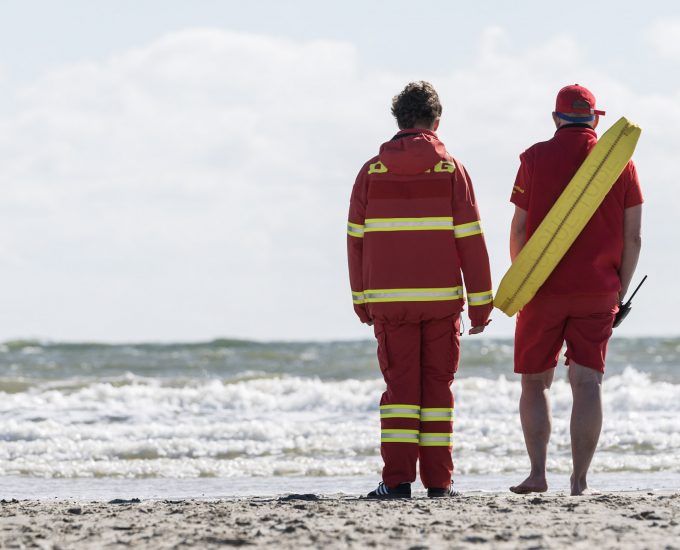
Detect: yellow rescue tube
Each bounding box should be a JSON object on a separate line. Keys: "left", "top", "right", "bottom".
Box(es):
{"left": 495, "top": 117, "right": 642, "bottom": 316}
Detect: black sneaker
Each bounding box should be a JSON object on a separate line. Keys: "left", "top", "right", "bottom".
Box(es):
{"left": 427, "top": 485, "right": 458, "bottom": 498}
{"left": 366, "top": 482, "right": 411, "bottom": 499}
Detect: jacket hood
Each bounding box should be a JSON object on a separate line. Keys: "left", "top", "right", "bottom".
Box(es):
{"left": 378, "top": 129, "right": 447, "bottom": 175}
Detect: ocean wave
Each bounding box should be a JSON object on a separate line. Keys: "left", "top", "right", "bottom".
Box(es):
{"left": 2, "top": 337, "right": 679, "bottom": 383}
{"left": 0, "top": 368, "right": 679, "bottom": 479}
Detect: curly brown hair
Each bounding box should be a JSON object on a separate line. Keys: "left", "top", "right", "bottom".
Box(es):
{"left": 391, "top": 81, "right": 443, "bottom": 129}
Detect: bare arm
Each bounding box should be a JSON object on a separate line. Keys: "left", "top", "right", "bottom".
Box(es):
{"left": 619, "top": 204, "right": 642, "bottom": 300}
{"left": 510, "top": 206, "right": 528, "bottom": 262}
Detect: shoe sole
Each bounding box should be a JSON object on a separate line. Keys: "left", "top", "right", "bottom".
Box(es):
{"left": 365, "top": 494, "right": 411, "bottom": 500}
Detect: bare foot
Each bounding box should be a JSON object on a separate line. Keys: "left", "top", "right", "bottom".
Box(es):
{"left": 570, "top": 475, "right": 600, "bottom": 496}
{"left": 572, "top": 487, "right": 601, "bottom": 496}
{"left": 509, "top": 475, "right": 548, "bottom": 494}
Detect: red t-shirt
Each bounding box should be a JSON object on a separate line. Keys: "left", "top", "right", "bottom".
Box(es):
{"left": 511, "top": 125, "right": 643, "bottom": 296}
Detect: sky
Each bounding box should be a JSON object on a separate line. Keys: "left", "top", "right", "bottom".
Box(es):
{"left": 0, "top": 0, "right": 678, "bottom": 342}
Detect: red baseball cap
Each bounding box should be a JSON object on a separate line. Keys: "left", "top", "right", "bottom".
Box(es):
{"left": 555, "top": 84, "right": 605, "bottom": 116}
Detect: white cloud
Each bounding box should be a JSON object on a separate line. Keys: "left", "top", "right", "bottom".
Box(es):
{"left": 646, "top": 18, "right": 680, "bottom": 60}
{"left": 0, "top": 28, "right": 676, "bottom": 341}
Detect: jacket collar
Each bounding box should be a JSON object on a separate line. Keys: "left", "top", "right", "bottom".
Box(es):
{"left": 393, "top": 128, "right": 438, "bottom": 139}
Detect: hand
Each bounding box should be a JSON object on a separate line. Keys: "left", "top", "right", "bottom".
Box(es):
{"left": 468, "top": 319, "right": 491, "bottom": 335}
{"left": 618, "top": 287, "right": 626, "bottom": 303}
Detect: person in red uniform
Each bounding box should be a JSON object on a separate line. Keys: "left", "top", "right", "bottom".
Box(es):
{"left": 508, "top": 84, "right": 643, "bottom": 496}
{"left": 347, "top": 81, "right": 493, "bottom": 499}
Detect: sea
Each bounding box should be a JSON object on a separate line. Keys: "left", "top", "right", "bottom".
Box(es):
{"left": 1, "top": 337, "right": 679, "bottom": 499}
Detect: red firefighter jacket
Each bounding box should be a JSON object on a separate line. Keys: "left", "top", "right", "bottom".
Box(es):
{"left": 347, "top": 129, "right": 493, "bottom": 327}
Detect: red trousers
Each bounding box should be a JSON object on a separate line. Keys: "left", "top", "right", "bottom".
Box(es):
{"left": 374, "top": 316, "right": 460, "bottom": 489}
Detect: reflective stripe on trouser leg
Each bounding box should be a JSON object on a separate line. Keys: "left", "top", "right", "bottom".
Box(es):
{"left": 375, "top": 320, "right": 421, "bottom": 487}
{"left": 380, "top": 404, "right": 421, "bottom": 419}
{"left": 420, "top": 408, "right": 454, "bottom": 422}
{"left": 419, "top": 433, "right": 453, "bottom": 446}
{"left": 418, "top": 315, "right": 459, "bottom": 489}
{"left": 381, "top": 429, "right": 419, "bottom": 443}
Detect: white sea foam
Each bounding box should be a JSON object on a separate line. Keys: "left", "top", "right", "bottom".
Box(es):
{"left": 0, "top": 368, "right": 679, "bottom": 479}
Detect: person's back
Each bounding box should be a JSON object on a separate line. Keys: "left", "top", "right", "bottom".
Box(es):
{"left": 508, "top": 84, "right": 643, "bottom": 496}
{"left": 514, "top": 123, "right": 641, "bottom": 296}
{"left": 351, "top": 129, "right": 491, "bottom": 325}
{"left": 347, "top": 81, "right": 493, "bottom": 498}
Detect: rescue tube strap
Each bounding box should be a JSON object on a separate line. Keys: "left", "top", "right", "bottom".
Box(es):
{"left": 352, "top": 286, "right": 463, "bottom": 304}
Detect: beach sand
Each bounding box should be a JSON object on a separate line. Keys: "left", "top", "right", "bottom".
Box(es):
{"left": 1, "top": 492, "right": 678, "bottom": 549}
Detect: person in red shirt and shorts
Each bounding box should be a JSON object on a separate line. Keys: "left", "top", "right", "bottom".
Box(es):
{"left": 508, "top": 84, "right": 643, "bottom": 496}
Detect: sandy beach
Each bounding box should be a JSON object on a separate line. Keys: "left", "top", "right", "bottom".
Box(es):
{"left": 1, "top": 491, "right": 678, "bottom": 549}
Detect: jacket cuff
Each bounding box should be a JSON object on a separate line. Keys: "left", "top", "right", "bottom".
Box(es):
{"left": 354, "top": 304, "right": 371, "bottom": 324}
{"left": 468, "top": 303, "right": 493, "bottom": 328}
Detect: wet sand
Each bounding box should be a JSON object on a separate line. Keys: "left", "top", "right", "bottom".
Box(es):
{"left": 1, "top": 492, "right": 678, "bottom": 549}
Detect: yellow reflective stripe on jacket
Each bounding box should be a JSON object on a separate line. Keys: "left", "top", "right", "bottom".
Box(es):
{"left": 381, "top": 429, "right": 419, "bottom": 443}
{"left": 354, "top": 287, "right": 463, "bottom": 304}
{"left": 419, "top": 432, "right": 453, "bottom": 447}
{"left": 453, "top": 220, "right": 483, "bottom": 238}
{"left": 370, "top": 160, "right": 453, "bottom": 175}
{"left": 368, "top": 161, "right": 388, "bottom": 174}
{"left": 380, "top": 404, "right": 421, "bottom": 419}
{"left": 364, "top": 217, "right": 454, "bottom": 232}
{"left": 347, "top": 221, "right": 364, "bottom": 238}
{"left": 467, "top": 290, "right": 494, "bottom": 306}
{"left": 420, "top": 408, "right": 454, "bottom": 422}
{"left": 433, "top": 160, "right": 455, "bottom": 173}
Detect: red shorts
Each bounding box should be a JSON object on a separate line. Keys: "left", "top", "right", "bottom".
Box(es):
{"left": 514, "top": 293, "right": 618, "bottom": 374}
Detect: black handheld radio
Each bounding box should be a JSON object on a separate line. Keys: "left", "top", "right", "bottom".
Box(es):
{"left": 613, "top": 275, "right": 647, "bottom": 328}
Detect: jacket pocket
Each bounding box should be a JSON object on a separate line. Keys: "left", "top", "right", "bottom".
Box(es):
{"left": 374, "top": 324, "right": 389, "bottom": 376}
{"left": 450, "top": 316, "right": 461, "bottom": 376}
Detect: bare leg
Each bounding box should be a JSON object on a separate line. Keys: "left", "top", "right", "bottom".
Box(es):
{"left": 510, "top": 369, "right": 554, "bottom": 494}
{"left": 569, "top": 362, "right": 603, "bottom": 496}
